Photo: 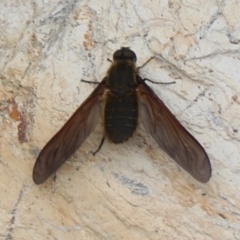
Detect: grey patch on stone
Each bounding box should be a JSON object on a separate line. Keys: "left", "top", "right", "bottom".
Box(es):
{"left": 29, "top": 147, "right": 41, "bottom": 157}
{"left": 112, "top": 172, "right": 149, "bottom": 196}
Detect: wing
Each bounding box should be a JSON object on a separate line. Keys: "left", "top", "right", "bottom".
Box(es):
{"left": 137, "top": 80, "right": 211, "bottom": 183}
{"left": 33, "top": 80, "right": 106, "bottom": 184}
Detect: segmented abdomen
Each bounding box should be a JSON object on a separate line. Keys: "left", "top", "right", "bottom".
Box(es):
{"left": 104, "top": 92, "right": 138, "bottom": 143}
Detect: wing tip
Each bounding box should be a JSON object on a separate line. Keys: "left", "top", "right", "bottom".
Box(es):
{"left": 193, "top": 167, "right": 212, "bottom": 183}
{"left": 32, "top": 165, "right": 50, "bottom": 185}
{"left": 32, "top": 173, "right": 47, "bottom": 185}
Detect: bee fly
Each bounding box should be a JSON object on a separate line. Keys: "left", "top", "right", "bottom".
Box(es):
{"left": 33, "top": 47, "right": 211, "bottom": 184}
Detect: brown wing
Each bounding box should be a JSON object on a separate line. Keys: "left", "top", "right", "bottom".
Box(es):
{"left": 33, "top": 81, "right": 106, "bottom": 184}
{"left": 137, "top": 81, "right": 211, "bottom": 183}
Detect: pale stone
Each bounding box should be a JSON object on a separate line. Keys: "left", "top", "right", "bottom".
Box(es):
{"left": 0, "top": 0, "right": 240, "bottom": 239}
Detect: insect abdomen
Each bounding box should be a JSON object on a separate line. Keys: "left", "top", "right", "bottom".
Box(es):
{"left": 105, "top": 93, "right": 138, "bottom": 143}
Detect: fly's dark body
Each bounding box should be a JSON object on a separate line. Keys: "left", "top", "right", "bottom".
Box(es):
{"left": 33, "top": 47, "right": 212, "bottom": 185}
{"left": 105, "top": 61, "right": 138, "bottom": 143}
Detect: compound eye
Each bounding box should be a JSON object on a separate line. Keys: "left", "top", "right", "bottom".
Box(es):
{"left": 113, "top": 47, "right": 137, "bottom": 62}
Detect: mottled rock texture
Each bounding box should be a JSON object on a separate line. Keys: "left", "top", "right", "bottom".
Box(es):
{"left": 0, "top": 0, "right": 240, "bottom": 239}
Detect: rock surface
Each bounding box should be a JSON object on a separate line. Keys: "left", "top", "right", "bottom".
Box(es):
{"left": 0, "top": 0, "right": 240, "bottom": 239}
